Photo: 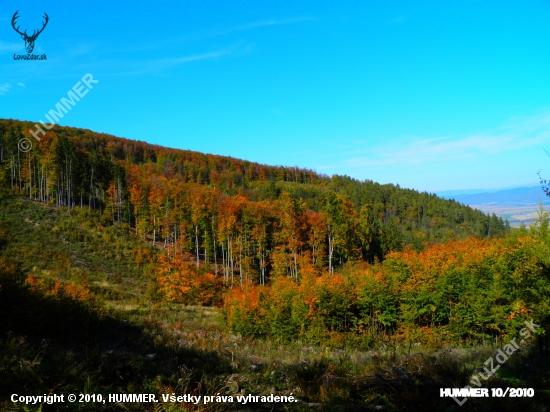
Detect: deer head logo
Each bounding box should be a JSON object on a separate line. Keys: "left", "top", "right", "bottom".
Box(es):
{"left": 11, "top": 11, "right": 49, "bottom": 54}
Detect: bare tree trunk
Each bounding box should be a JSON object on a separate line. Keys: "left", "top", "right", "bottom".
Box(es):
{"left": 328, "top": 228, "right": 334, "bottom": 275}
{"left": 294, "top": 249, "right": 298, "bottom": 281}
{"left": 239, "top": 236, "right": 243, "bottom": 286}
{"left": 195, "top": 225, "right": 200, "bottom": 267}
{"left": 222, "top": 241, "right": 226, "bottom": 283}
{"left": 212, "top": 221, "right": 218, "bottom": 274}
{"left": 229, "top": 236, "right": 234, "bottom": 287}
{"left": 89, "top": 167, "right": 94, "bottom": 209}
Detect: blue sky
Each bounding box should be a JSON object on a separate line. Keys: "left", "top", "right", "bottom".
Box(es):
{"left": 2, "top": 1, "right": 550, "bottom": 193}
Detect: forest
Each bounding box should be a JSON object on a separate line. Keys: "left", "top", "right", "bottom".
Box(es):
{"left": 0, "top": 119, "right": 508, "bottom": 283}
{"left": 1, "top": 118, "right": 549, "bottom": 411}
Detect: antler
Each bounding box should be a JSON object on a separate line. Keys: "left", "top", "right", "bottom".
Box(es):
{"left": 11, "top": 11, "right": 27, "bottom": 37}
{"left": 31, "top": 13, "right": 49, "bottom": 39}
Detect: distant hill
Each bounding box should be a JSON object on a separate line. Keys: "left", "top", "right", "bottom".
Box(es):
{"left": 436, "top": 188, "right": 494, "bottom": 197}
{"left": 436, "top": 185, "right": 530, "bottom": 198}
{"left": 440, "top": 186, "right": 550, "bottom": 206}
{"left": 438, "top": 186, "right": 550, "bottom": 228}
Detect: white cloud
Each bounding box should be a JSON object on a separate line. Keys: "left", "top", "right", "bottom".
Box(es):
{"left": 0, "top": 81, "right": 27, "bottom": 95}
{"left": 107, "top": 44, "right": 241, "bottom": 76}
{"left": 0, "top": 41, "right": 23, "bottom": 53}
{"left": 199, "top": 17, "right": 317, "bottom": 39}
{"left": 152, "top": 49, "right": 232, "bottom": 68}
{"left": 234, "top": 17, "right": 317, "bottom": 32}
{"left": 342, "top": 111, "right": 550, "bottom": 168}
{"left": 0, "top": 83, "right": 12, "bottom": 95}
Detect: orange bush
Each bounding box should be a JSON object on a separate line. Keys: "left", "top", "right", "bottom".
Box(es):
{"left": 156, "top": 254, "right": 224, "bottom": 306}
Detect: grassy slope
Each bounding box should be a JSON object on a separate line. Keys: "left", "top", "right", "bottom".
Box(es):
{"left": 1, "top": 192, "right": 549, "bottom": 411}
{"left": 0, "top": 192, "right": 231, "bottom": 411}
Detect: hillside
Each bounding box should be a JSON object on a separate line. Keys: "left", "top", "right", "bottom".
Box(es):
{"left": 0, "top": 191, "right": 231, "bottom": 410}
{"left": 1, "top": 191, "right": 549, "bottom": 411}
{"left": 2, "top": 120, "right": 550, "bottom": 411}
{"left": 0, "top": 119, "right": 508, "bottom": 284}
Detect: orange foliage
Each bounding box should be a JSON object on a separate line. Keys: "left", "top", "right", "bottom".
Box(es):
{"left": 224, "top": 235, "right": 550, "bottom": 348}
{"left": 25, "top": 275, "right": 93, "bottom": 303}
{"left": 156, "top": 254, "right": 223, "bottom": 306}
